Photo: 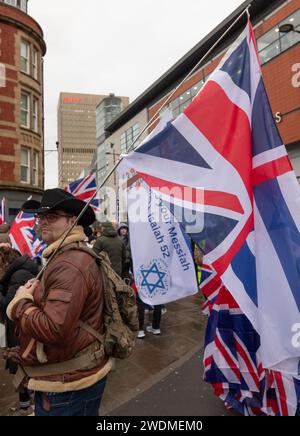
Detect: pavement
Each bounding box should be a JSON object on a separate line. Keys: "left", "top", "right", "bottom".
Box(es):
{"left": 99, "top": 294, "right": 237, "bottom": 416}
{"left": 0, "top": 294, "right": 237, "bottom": 416}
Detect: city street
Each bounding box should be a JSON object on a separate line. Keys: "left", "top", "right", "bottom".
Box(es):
{"left": 0, "top": 294, "right": 236, "bottom": 416}
{"left": 1, "top": 0, "right": 300, "bottom": 417}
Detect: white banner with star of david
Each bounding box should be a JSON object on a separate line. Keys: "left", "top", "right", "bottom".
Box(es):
{"left": 118, "top": 110, "right": 198, "bottom": 305}
{"left": 127, "top": 185, "right": 198, "bottom": 305}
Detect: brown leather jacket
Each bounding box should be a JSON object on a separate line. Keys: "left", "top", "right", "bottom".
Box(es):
{"left": 10, "top": 245, "right": 109, "bottom": 388}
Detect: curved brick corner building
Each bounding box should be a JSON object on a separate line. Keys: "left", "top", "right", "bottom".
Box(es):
{"left": 0, "top": 0, "right": 46, "bottom": 221}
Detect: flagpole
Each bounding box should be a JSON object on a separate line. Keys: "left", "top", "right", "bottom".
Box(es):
{"left": 37, "top": 5, "right": 251, "bottom": 279}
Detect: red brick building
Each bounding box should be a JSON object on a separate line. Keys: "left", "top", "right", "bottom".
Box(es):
{"left": 0, "top": 0, "right": 46, "bottom": 221}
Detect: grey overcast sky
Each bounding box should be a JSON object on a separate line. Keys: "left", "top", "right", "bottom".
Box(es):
{"left": 29, "top": 0, "right": 243, "bottom": 188}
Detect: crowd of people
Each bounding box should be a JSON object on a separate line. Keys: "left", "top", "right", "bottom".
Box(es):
{"left": 1, "top": 188, "right": 198, "bottom": 416}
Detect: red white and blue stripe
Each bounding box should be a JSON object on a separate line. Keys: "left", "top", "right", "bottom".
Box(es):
{"left": 9, "top": 211, "right": 45, "bottom": 259}
{"left": 0, "top": 197, "right": 5, "bottom": 225}
{"left": 65, "top": 173, "right": 100, "bottom": 213}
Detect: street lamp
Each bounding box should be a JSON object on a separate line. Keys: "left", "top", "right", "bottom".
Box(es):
{"left": 105, "top": 152, "right": 121, "bottom": 157}
{"left": 278, "top": 23, "right": 300, "bottom": 34}
{"left": 105, "top": 145, "right": 120, "bottom": 185}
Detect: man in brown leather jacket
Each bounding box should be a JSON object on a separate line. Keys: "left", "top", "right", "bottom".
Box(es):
{"left": 6, "top": 189, "right": 112, "bottom": 416}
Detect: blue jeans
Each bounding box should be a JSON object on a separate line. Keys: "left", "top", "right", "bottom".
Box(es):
{"left": 34, "top": 377, "right": 107, "bottom": 416}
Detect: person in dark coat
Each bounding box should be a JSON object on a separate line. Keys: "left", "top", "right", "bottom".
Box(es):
{"left": 0, "top": 247, "right": 39, "bottom": 413}
{"left": 0, "top": 224, "right": 11, "bottom": 248}
{"left": 117, "top": 223, "right": 133, "bottom": 282}
{"left": 93, "top": 221, "right": 126, "bottom": 278}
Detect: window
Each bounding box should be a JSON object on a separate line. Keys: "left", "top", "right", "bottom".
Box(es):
{"left": 1, "top": 0, "right": 27, "bottom": 12}
{"left": 168, "top": 78, "right": 206, "bottom": 117}
{"left": 96, "top": 97, "right": 122, "bottom": 138}
{"left": 258, "top": 9, "right": 300, "bottom": 65}
{"left": 17, "top": 0, "right": 27, "bottom": 11}
{"left": 132, "top": 123, "right": 139, "bottom": 143}
{"left": 291, "top": 155, "right": 300, "bottom": 180}
{"left": 20, "top": 147, "right": 30, "bottom": 183}
{"left": 0, "top": 63, "right": 5, "bottom": 88}
{"left": 281, "top": 30, "right": 300, "bottom": 52}
{"left": 20, "top": 92, "right": 30, "bottom": 128}
{"left": 33, "top": 151, "right": 39, "bottom": 186}
{"left": 288, "top": 144, "right": 300, "bottom": 181}
{"left": 20, "top": 40, "right": 29, "bottom": 74}
{"left": 33, "top": 97, "right": 38, "bottom": 132}
{"left": 32, "top": 48, "right": 38, "bottom": 80}
{"left": 3, "top": 0, "right": 16, "bottom": 5}
{"left": 20, "top": 0, "right": 27, "bottom": 12}
{"left": 120, "top": 133, "right": 126, "bottom": 155}
{"left": 120, "top": 123, "right": 140, "bottom": 155}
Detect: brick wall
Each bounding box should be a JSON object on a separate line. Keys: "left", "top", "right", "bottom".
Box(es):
{"left": 263, "top": 44, "right": 300, "bottom": 145}
{"left": 0, "top": 3, "right": 45, "bottom": 192}
{"left": 0, "top": 160, "right": 15, "bottom": 181}
{"left": 0, "top": 78, "right": 16, "bottom": 99}
{"left": 0, "top": 101, "right": 15, "bottom": 123}
{"left": 0, "top": 3, "right": 44, "bottom": 38}
{"left": 0, "top": 22, "right": 16, "bottom": 64}
{"left": 0, "top": 136, "right": 16, "bottom": 156}
{"left": 255, "top": 0, "right": 300, "bottom": 38}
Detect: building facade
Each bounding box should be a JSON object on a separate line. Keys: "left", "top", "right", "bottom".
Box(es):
{"left": 57, "top": 92, "right": 129, "bottom": 188}
{"left": 93, "top": 94, "right": 129, "bottom": 220}
{"left": 95, "top": 107, "right": 148, "bottom": 222}
{"left": 256, "top": 1, "right": 300, "bottom": 177}
{"left": 96, "top": 94, "right": 129, "bottom": 143}
{"left": 57, "top": 92, "right": 105, "bottom": 188}
{"left": 95, "top": 94, "right": 129, "bottom": 190}
{"left": 0, "top": 0, "right": 46, "bottom": 222}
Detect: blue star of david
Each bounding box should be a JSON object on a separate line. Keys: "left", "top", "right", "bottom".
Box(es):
{"left": 140, "top": 263, "right": 166, "bottom": 295}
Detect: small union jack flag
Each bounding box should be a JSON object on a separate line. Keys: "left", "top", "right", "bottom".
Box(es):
{"left": 9, "top": 211, "right": 45, "bottom": 258}
{"left": 65, "top": 173, "right": 100, "bottom": 213}
{"left": 0, "top": 197, "right": 5, "bottom": 225}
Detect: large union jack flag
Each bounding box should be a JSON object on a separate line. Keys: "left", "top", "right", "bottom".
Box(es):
{"left": 0, "top": 197, "right": 5, "bottom": 225}
{"left": 65, "top": 173, "right": 100, "bottom": 213}
{"left": 9, "top": 211, "right": 45, "bottom": 258}
{"left": 121, "top": 20, "right": 300, "bottom": 415}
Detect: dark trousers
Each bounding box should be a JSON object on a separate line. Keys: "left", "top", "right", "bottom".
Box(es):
{"left": 137, "top": 295, "right": 162, "bottom": 330}
{"left": 34, "top": 377, "right": 107, "bottom": 416}
{"left": 19, "top": 388, "right": 30, "bottom": 409}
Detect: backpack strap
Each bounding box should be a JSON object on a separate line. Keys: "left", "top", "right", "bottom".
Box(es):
{"left": 77, "top": 320, "right": 103, "bottom": 343}
{"left": 55, "top": 241, "right": 116, "bottom": 276}
{"left": 56, "top": 241, "right": 95, "bottom": 256}
{"left": 56, "top": 242, "right": 109, "bottom": 343}
{"left": 21, "top": 341, "right": 105, "bottom": 377}
{"left": 39, "top": 242, "right": 105, "bottom": 343}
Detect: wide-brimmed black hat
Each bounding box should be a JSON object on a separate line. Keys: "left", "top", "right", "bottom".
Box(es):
{"left": 22, "top": 189, "right": 95, "bottom": 227}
